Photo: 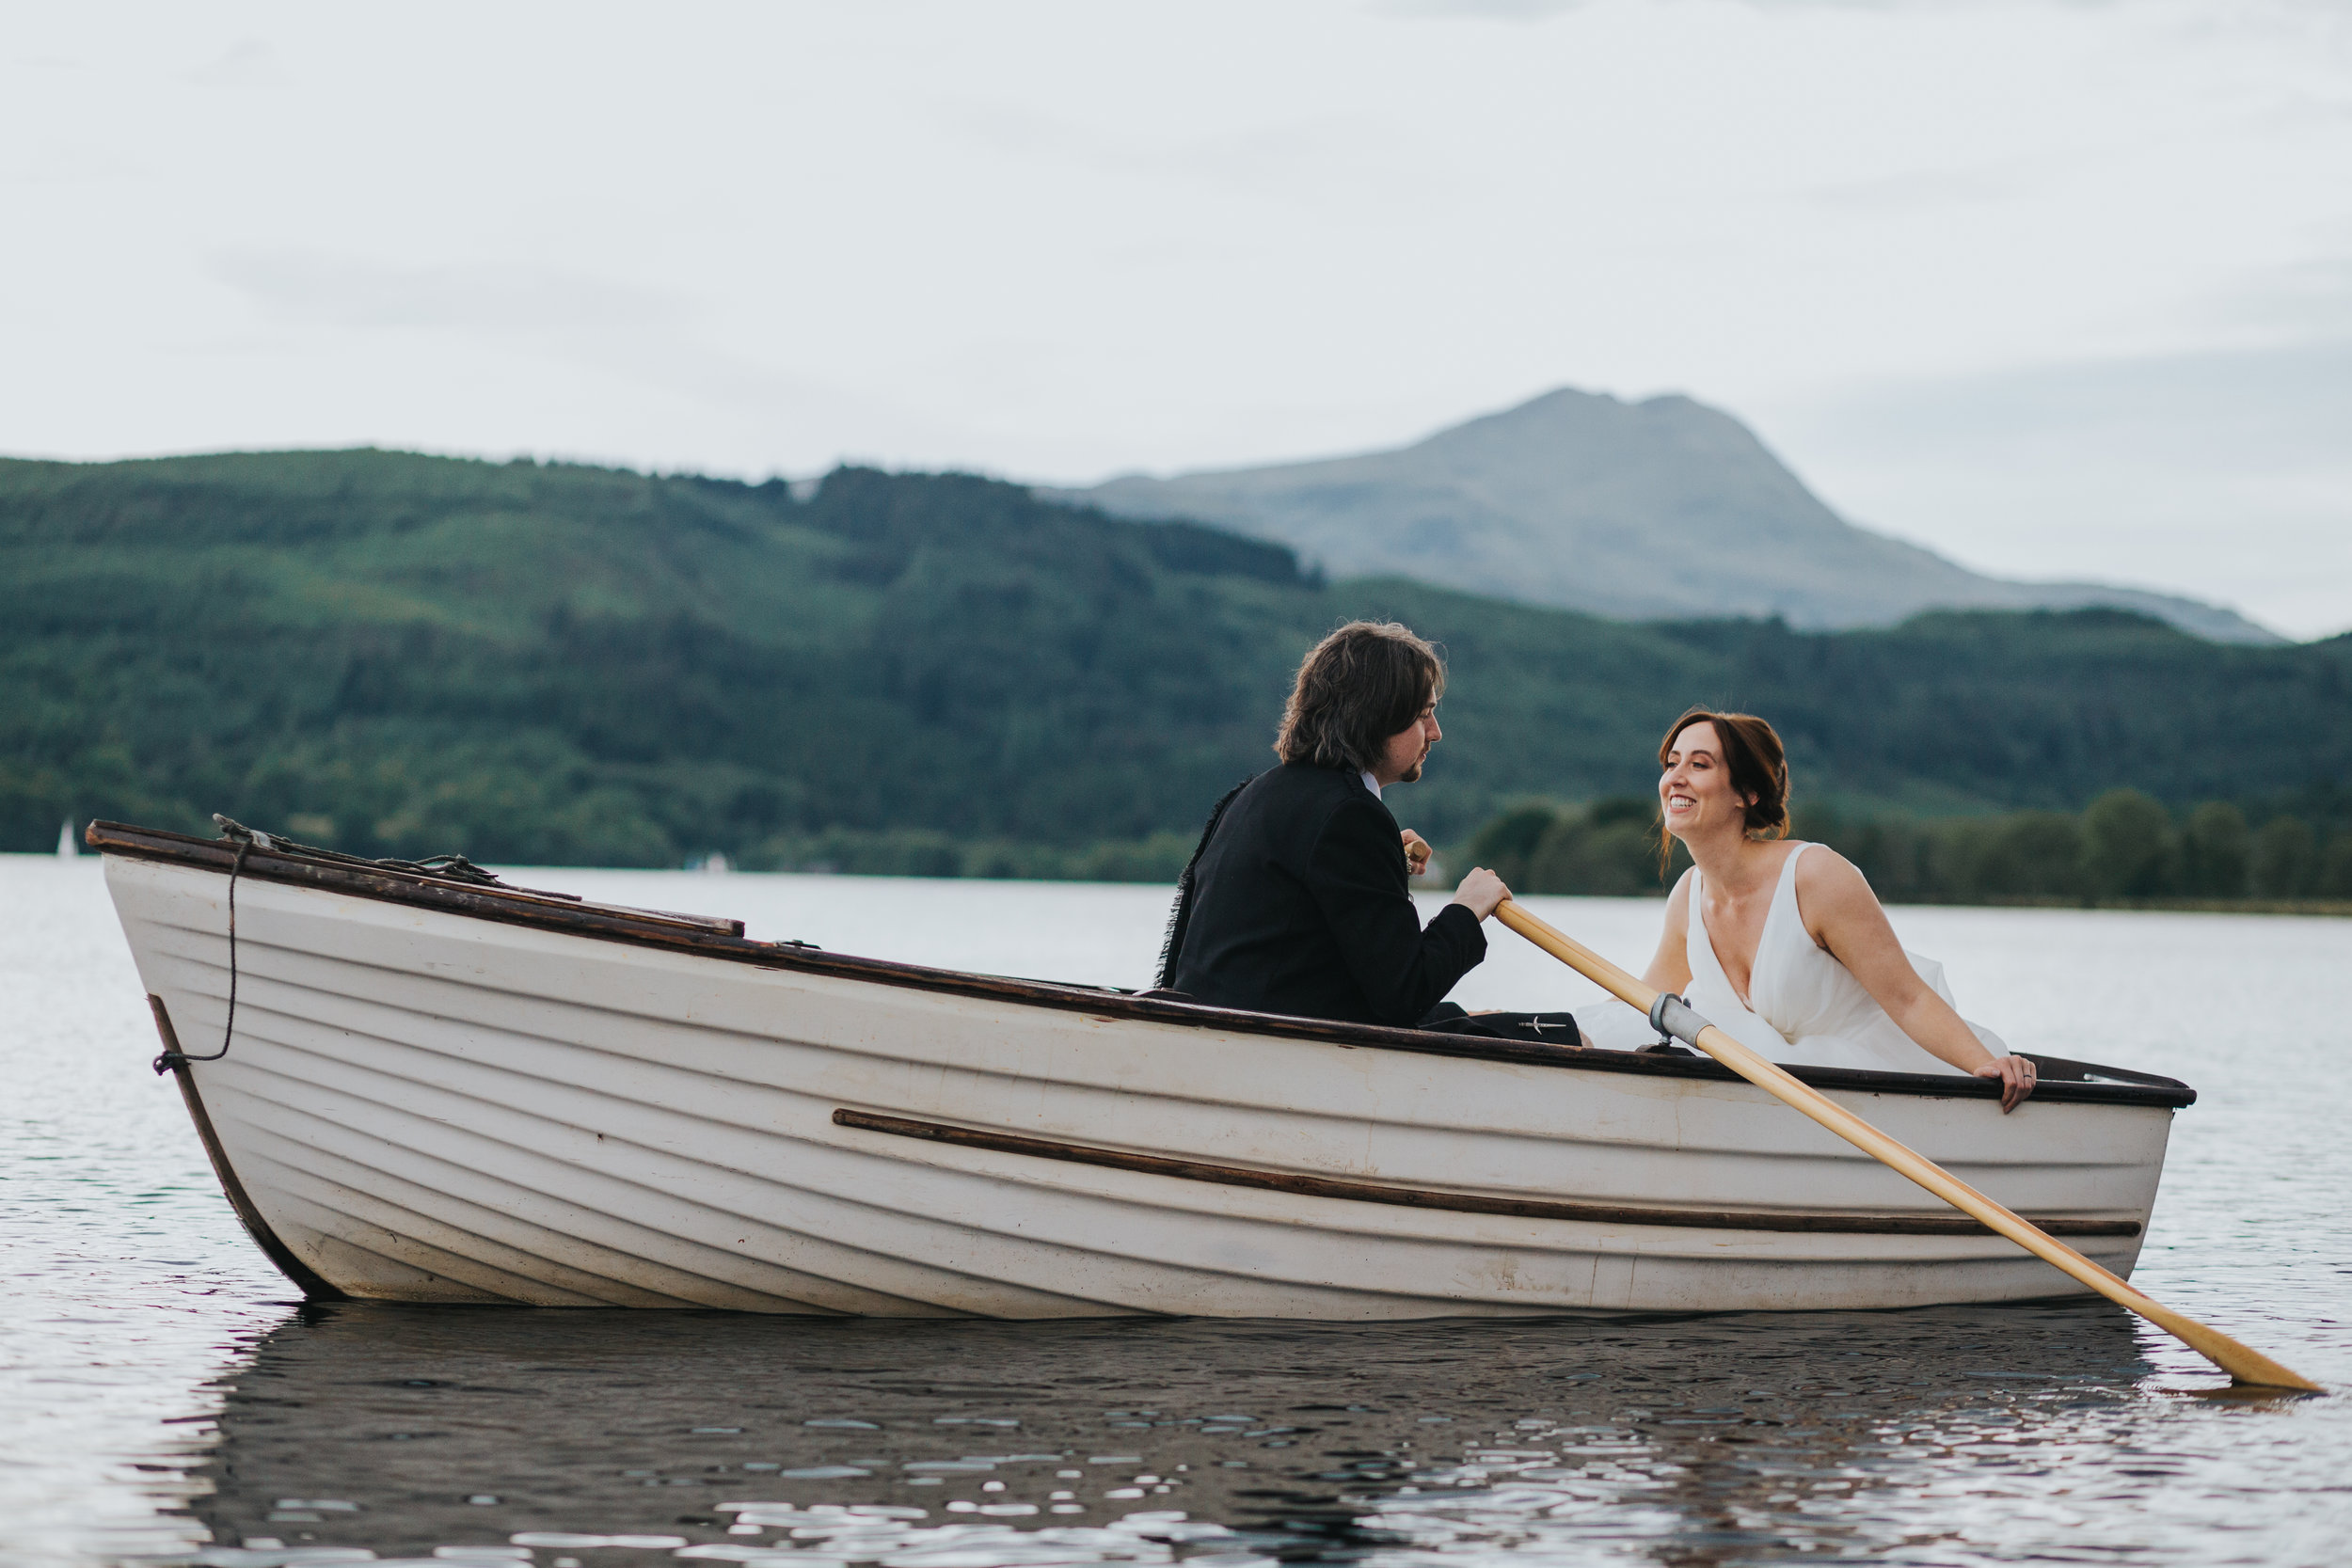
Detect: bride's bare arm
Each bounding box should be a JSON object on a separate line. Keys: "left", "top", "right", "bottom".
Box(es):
{"left": 1641, "top": 869, "right": 1696, "bottom": 997}
{"left": 1796, "top": 850, "right": 2038, "bottom": 1112}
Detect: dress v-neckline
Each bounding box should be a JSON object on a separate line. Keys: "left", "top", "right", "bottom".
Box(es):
{"left": 1698, "top": 846, "right": 1804, "bottom": 1013}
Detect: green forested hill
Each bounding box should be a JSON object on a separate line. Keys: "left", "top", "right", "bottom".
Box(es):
{"left": 3, "top": 449, "right": 2348, "bottom": 869}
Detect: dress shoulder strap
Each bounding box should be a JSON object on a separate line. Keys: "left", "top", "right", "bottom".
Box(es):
{"left": 1683, "top": 864, "right": 1726, "bottom": 988}
{"left": 1762, "top": 842, "right": 1828, "bottom": 964}
{"left": 1772, "top": 838, "right": 1807, "bottom": 916}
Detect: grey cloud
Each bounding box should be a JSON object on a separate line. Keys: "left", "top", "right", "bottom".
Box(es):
{"left": 936, "top": 101, "right": 1378, "bottom": 198}
{"left": 1801, "top": 339, "right": 2352, "bottom": 473}
{"left": 1800, "top": 164, "right": 2028, "bottom": 212}
{"left": 199, "top": 248, "right": 960, "bottom": 459}
{"left": 1368, "top": 0, "right": 2139, "bottom": 16}
{"left": 183, "top": 38, "right": 290, "bottom": 90}
{"left": 208, "top": 250, "right": 791, "bottom": 408}
{"left": 1366, "top": 0, "right": 1585, "bottom": 20}
{"left": 3, "top": 139, "right": 148, "bottom": 187}
{"left": 2213, "top": 256, "right": 2352, "bottom": 341}
{"left": 1770, "top": 337, "right": 2352, "bottom": 636}
{"left": 210, "top": 252, "right": 687, "bottom": 336}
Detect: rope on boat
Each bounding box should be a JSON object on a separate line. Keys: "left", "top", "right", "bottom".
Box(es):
{"left": 152, "top": 813, "right": 521, "bottom": 1074}
{"left": 205, "top": 813, "right": 513, "bottom": 888}
{"left": 153, "top": 834, "right": 250, "bottom": 1074}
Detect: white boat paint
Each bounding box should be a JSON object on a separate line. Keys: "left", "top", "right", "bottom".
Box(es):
{"left": 98, "top": 835, "right": 2182, "bottom": 1318}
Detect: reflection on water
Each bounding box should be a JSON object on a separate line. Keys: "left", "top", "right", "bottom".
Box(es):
{"left": 6, "top": 857, "right": 2351, "bottom": 1567}
{"left": 185, "top": 1302, "right": 2325, "bottom": 1568}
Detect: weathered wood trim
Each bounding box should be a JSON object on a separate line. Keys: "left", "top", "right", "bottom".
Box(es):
{"left": 833, "top": 1108, "right": 2145, "bottom": 1238}
{"left": 147, "top": 995, "right": 347, "bottom": 1301}
{"left": 89, "top": 820, "right": 2195, "bottom": 1110}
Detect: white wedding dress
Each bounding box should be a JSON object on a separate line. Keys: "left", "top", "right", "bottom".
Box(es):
{"left": 1584, "top": 842, "right": 2009, "bottom": 1074}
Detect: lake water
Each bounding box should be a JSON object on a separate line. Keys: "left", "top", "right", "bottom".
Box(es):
{"left": 4, "top": 853, "right": 2348, "bottom": 1568}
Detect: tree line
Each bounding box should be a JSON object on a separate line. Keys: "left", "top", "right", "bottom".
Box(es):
{"left": 1467, "top": 790, "right": 2352, "bottom": 907}
{"left": 8, "top": 448, "right": 2352, "bottom": 874}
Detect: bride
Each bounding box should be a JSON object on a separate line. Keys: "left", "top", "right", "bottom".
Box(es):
{"left": 1618, "top": 707, "right": 2038, "bottom": 1112}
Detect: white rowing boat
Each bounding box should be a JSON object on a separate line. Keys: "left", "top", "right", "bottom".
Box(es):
{"left": 92, "top": 820, "right": 2190, "bottom": 1318}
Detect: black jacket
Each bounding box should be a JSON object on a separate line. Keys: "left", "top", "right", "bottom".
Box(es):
{"left": 1161, "top": 763, "right": 1486, "bottom": 1026}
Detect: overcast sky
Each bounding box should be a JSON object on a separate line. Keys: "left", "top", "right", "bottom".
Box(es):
{"left": 7, "top": 2, "right": 2348, "bottom": 636}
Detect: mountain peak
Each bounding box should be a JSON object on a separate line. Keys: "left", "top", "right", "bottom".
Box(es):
{"left": 1066, "top": 387, "right": 2278, "bottom": 643}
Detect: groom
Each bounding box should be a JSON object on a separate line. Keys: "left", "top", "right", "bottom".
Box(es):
{"left": 1156, "top": 620, "right": 1511, "bottom": 1027}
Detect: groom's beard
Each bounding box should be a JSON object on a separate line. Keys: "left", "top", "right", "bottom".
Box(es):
{"left": 1398, "top": 753, "right": 1426, "bottom": 784}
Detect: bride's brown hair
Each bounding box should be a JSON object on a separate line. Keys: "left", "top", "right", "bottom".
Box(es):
{"left": 1658, "top": 708, "right": 1790, "bottom": 863}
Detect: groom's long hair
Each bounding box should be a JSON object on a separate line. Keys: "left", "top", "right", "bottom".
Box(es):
{"left": 1276, "top": 621, "right": 1446, "bottom": 774}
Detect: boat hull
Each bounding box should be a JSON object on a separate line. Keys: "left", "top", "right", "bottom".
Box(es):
{"left": 101, "top": 845, "right": 2178, "bottom": 1318}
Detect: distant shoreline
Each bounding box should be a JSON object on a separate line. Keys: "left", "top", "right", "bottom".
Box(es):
{"left": 1903, "top": 893, "right": 2352, "bottom": 918}
{"left": 29, "top": 848, "right": 2348, "bottom": 919}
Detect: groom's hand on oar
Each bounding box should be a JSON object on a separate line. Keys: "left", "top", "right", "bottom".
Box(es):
{"left": 1450, "top": 867, "right": 1511, "bottom": 920}
{"left": 1400, "top": 829, "right": 1433, "bottom": 877}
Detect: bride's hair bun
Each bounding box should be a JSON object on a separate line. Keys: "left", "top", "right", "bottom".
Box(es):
{"left": 1657, "top": 707, "right": 1790, "bottom": 839}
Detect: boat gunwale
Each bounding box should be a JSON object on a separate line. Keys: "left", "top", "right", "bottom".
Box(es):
{"left": 88, "top": 819, "right": 2197, "bottom": 1111}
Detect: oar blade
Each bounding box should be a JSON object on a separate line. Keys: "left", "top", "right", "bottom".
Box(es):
{"left": 2129, "top": 1302, "right": 2324, "bottom": 1393}
{"left": 1490, "top": 900, "right": 2324, "bottom": 1396}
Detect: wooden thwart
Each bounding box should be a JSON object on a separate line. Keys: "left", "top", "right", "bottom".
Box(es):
{"left": 1493, "top": 899, "right": 2323, "bottom": 1392}
{"left": 833, "top": 1108, "right": 2140, "bottom": 1236}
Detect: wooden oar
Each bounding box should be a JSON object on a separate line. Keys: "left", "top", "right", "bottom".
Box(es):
{"left": 1493, "top": 898, "right": 2322, "bottom": 1393}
